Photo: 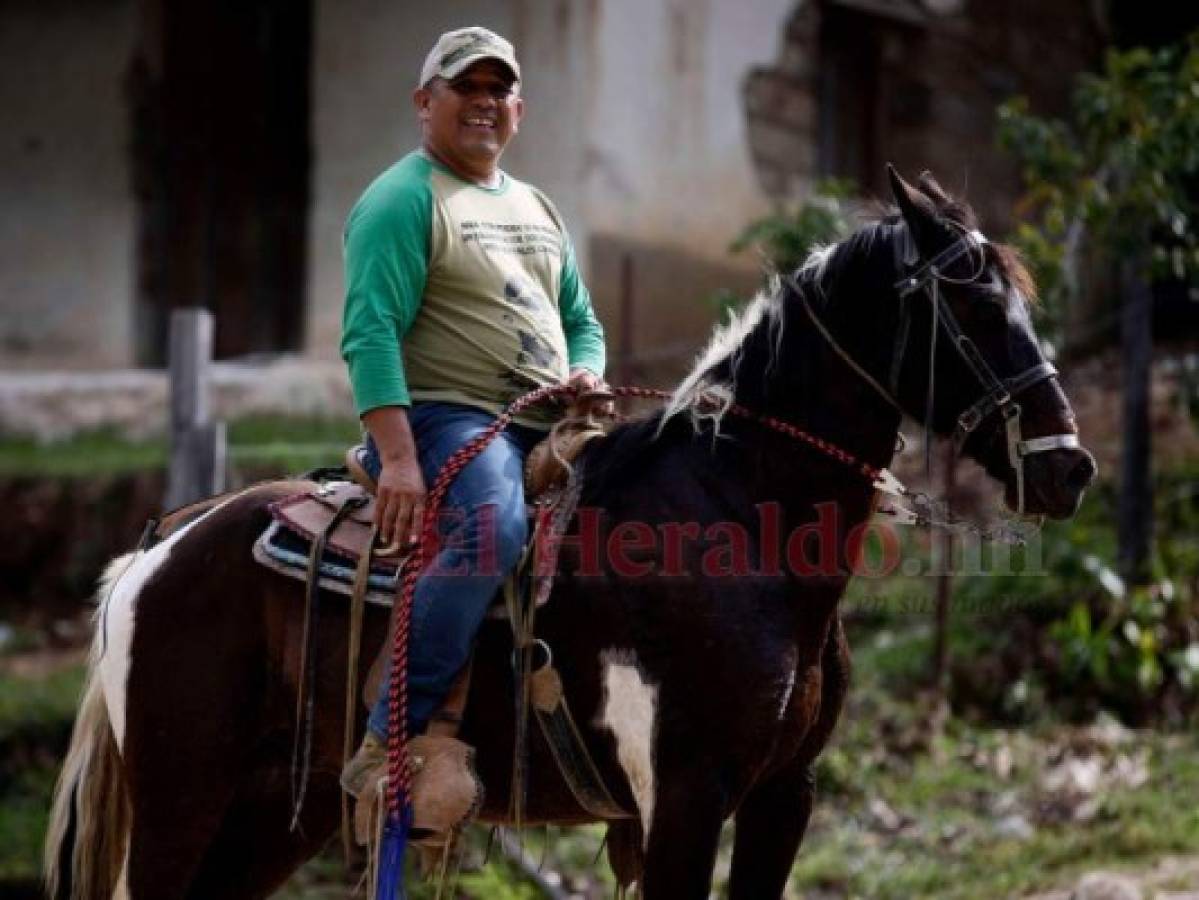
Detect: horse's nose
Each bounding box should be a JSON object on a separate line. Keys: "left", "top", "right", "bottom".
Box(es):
{"left": 1065, "top": 450, "right": 1098, "bottom": 494}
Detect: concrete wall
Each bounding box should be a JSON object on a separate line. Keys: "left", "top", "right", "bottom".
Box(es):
{"left": 564, "top": 0, "right": 796, "bottom": 375}
{"left": 743, "top": 0, "right": 1105, "bottom": 230}
{"left": 572, "top": 0, "right": 796, "bottom": 246}
{"left": 0, "top": 0, "right": 137, "bottom": 370}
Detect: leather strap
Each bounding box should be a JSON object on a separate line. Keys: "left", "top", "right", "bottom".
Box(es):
{"left": 953, "top": 361, "right": 1058, "bottom": 442}
{"left": 530, "top": 665, "right": 633, "bottom": 820}
{"left": 291, "top": 493, "right": 367, "bottom": 830}
{"left": 341, "top": 520, "right": 377, "bottom": 862}
{"left": 894, "top": 230, "right": 987, "bottom": 298}
{"left": 427, "top": 661, "right": 473, "bottom": 738}
{"left": 504, "top": 477, "right": 634, "bottom": 822}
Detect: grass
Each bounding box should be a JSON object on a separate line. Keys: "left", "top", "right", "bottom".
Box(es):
{"left": 0, "top": 665, "right": 85, "bottom": 744}
{"left": 0, "top": 663, "right": 85, "bottom": 885}
{"left": 0, "top": 429, "right": 168, "bottom": 477}
{"left": 782, "top": 628, "right": 1199, "bottom": 899}
{"left": 791, "top": 765, "right": 1199, "bottom": 898}
{"left": 0, "top": 415, "right": 361, "bottom": 478}
{"left": 279, "top": 825, "right": 614, "bottom": 899}
{"left": 0, "top": 766, "right": 58, "bottom": 881}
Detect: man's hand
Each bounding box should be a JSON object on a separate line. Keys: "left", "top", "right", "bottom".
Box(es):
{"left": 375, "top": 456, "right": 427, "bottom": 551}
{"left": 361, "top": 406, "right": 428, "bottom": 550}
{"left": 567, "top": 368, "right": 614, "bottom": 417}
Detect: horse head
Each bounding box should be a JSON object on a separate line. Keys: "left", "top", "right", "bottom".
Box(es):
{"left": 884, "top": 165, "right": 1096, "bottom": 519}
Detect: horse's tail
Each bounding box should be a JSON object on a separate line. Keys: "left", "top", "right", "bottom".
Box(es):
{"left": 43, "top": 553, "right": 137, "bottom": 900}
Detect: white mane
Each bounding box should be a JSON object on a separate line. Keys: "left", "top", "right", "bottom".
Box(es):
{"left": 661, "top": 242, "right": 840, "bottom": 433}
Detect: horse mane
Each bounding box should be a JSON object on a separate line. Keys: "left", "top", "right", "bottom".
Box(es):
{"left": 663, "top": 218, "right": 897, "bottom": 433}
{"left": 582, "top": 220, "right": 897, "bottom": 493}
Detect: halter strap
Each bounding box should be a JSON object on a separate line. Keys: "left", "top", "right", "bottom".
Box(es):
{"left": 954, "top": 360, "right": 1058, "bottom": 442}
{"left": 1018, "top": 433, "right": 1080, "bottom": 455}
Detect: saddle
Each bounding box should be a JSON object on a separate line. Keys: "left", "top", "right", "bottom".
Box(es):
{"left": 268, "top": 480, "right": 406, "bottom": 571}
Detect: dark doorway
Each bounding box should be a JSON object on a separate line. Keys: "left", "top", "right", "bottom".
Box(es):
{"left": 129, "top": 0, "right": 312, "bottom": 365}
{"left": 815, "top": 4, "right": 926, "bottom": 198}
{"left": 817, "top": 6, "right": 884, "bottom": 194}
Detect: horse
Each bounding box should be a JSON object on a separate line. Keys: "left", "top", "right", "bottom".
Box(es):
{"left": 45, "top": 167, "right": 1096, "bottom": 899}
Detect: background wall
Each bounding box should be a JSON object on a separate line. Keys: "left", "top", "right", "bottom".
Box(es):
{"left": 0, "top": 0, "right": 1108, "bottom": 377}
{"left": 0, "top": 0, "right": 137, "bottom": 369}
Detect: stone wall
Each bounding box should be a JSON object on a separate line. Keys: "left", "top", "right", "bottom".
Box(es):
{"left": 743, "top": 0, "right": 1108, "bottom": 231}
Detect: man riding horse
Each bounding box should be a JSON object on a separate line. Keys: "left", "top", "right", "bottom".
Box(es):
{"left": 44, "top": 26, "right": 1099, "bottom": 893}
{"left": 338, "top": 26, "right": 608, "bottom": 798}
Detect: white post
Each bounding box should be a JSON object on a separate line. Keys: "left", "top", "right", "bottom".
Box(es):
{"left": 165, "top": 309, "right": 226, "bottom": 508}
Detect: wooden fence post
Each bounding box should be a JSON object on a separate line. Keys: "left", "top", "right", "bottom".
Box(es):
{"left": 931, "top": 439, "right": 956, "bottom": 696}
{"left": 165, "top": 309, "right": 226, "bottom": 509}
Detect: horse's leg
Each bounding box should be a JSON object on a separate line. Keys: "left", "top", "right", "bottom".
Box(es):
{"left": 638, "top": 766, "right": 726, "bottom": 900}
{"left": 605, "top": 819, "right": 645, "bottom": 893}
{"left": 123, "top": 737, "right": 242, "bottom": 898}
{"left": 726, "top": 760, "right": 815, "bottom": 899}
{"left": 727, "top": 617, "right": 851, "bottom": 899}
{"left": 185, "top": 752, "right": 341, "bottom": 899}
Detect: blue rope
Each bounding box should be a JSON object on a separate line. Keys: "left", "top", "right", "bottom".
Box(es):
{"left": 376, "top": 804, "right": 413, "bottom": 899}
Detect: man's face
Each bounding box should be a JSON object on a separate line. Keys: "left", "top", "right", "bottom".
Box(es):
{"left": 415, "top": 59, "right": 523, "bottom": 175}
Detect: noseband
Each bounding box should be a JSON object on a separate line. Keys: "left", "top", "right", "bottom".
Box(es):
{"left": 787, "top": 227, "right": 1077, "bottom": 517}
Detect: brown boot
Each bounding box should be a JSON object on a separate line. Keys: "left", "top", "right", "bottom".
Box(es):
{"left": 340, "top": 731, "right": 386, "bottom": 799}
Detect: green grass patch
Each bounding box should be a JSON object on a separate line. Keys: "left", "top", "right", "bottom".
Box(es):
{"left": 794, "top": 723, "right": 1199, "bottom": 899}
{"left": 0, "top": 429, "right": 167, "bottom": 477}
{"left": 0, "top": 764, "right": 58, "bottom": 881}
{"left": 0, "top": 415, "right": 361, "bottom": 478}
{"left": 0, "top": 664, "right": 86, "bottom": 883}
{"left": 0, "top": 666, "right": 85, "bottom": 744}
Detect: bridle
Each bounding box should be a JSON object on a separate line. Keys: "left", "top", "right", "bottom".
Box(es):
{"left": 787, "top": 225, "right": 1079, "bottom": 519}
{"left": 895, "top": 228, "right": 1079, "bottom": 513}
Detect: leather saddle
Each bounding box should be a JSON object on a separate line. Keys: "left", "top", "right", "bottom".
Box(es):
{"left": 269, "top": 480, "right": 407, "bottom": 572}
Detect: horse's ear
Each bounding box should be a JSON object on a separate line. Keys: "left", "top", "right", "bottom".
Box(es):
{"left": 917, "top": 171, "right": 952, "bottom": 206}
{"left": 887, "top": 164, "right": 937, "bottom": 236}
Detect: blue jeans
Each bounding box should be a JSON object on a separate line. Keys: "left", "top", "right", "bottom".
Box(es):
{"left": 363, "top": 402, "right": 544, "bottom": 739}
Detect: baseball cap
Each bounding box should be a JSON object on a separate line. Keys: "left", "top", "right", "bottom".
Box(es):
{"left": 418, "top": 27, "right": 521, "bottom": 88}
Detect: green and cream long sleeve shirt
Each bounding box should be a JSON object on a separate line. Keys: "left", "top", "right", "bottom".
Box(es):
{"left": 340, "top": 150, "right": 606, "bottom": 427}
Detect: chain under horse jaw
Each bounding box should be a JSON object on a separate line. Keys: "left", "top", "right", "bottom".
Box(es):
{"left": 786, "top": 228, "right": 1079, "bottom": 545}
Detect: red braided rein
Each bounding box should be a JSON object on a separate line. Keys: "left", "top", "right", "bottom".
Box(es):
{"left": 384, "top": 382, "right": 881, "bottom": 814}
{"left": 385, "top": 384, "right": 573, "bottom": 811}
